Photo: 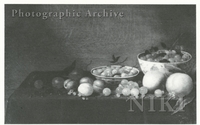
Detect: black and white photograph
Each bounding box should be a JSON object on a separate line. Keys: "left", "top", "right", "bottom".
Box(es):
{"left": 5, "top": 4, "right": 196, "bottom": 124}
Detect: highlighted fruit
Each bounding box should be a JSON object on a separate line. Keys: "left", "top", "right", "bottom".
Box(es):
{"left": 130, "top": 88, "right": 140, "bottom": 98}
{"left": 122, "top": 88, "right": 131, "bottom": 96}
{"left": 143, "top": 70, "right": 166, "bottom": 91}
{"left": 52, "top": 77, "right": 65, "bottom": 89}
{"left": 93, "top": 80, "right": 105, "bottom": 93}
{"left": 121, "top": 79, "right": 129, "bottom": 86}
{"left": 166, "top": 73, "right": 193, "bottom": 98}
{"left": 78, "top": 83, "right": 93, "bottom": 96}
{"left": 139, "top": 86, "right": 148, "bottom": 98}
{"left": 115, "top": 86, "right": 123, "bottom": 94}
{"left": 130, "top": 69, "right": 139, "bottom": 75}
{"left": 121, "top": 79, "right": 128, "bottom": 83}
{"left": 154, "top": 89, "right": 164, "bottom": 97}
{"left": 128, "top": 81, "right": 139, "bottom": 89}
{"left": 92, "top": 70, "right": 99, "bottom": 75}
{"left": 112, "top": 69, "right": 118, "bottom": 75}
{"left": 103, "top": 88, "right": 111, "bottom": 96}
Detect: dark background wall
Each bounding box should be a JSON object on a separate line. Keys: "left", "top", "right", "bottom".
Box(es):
{"left": 5, "top": 5, "right": 196, "bottom": 102}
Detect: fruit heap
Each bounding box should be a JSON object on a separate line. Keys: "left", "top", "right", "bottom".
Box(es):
{"left": 74, "top": 77, "right": 111, "bottom": 99}
{"left": 139, "top": 49, "right": 191, "bottom": 63}
{"left": 33, "top": 74, "right": 112, "bottom": 99}
{"left": 33, "top": 61, "right": 194, "bottom": 102}
{"left": 139, "top": 42, "right": 191, "bottom": 63}
{"left": 92, "top": 65, "right": 138, "bottom": 78}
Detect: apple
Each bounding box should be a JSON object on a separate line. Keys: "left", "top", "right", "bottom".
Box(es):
{"left": 93, "top": 80, "right": 105, "bottom": 93}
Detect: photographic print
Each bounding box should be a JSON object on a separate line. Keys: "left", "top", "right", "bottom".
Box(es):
{"left": 5, "top": 4, "right": 196, "bottom": 124}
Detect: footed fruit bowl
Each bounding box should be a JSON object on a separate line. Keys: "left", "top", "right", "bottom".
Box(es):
{"left": 137, "top": 50, "right": 192, "bottom": 74}
{"left": 91, "top": 65, "right": 139, "bottom": 84}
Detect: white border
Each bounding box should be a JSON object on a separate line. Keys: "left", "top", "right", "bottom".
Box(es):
{"left": 2, "top": 1, "right": 199, "bottom": 124}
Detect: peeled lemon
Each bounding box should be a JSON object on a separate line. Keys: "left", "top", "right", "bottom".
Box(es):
{"left": 143, "top": 70, "right": 166, "bottom": 91}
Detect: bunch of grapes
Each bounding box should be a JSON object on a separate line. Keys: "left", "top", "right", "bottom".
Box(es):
{"left": 115, "top": 79, "right": 148, "bottom": 98}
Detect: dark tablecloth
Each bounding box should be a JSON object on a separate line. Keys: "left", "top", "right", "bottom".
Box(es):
{"left": 5, "top": 71, "right": 196, "bottom": 124}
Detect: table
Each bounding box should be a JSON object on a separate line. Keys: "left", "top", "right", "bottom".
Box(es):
{"left": 5, "top": 71, "right": 196, "bottom": 124}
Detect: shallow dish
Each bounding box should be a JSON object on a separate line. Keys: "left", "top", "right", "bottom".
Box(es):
{"left": 91, "top": 65, "right": 139, "bottom": 84}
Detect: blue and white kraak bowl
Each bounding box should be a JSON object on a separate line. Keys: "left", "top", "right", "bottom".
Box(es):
{"left": 137, "top": 50, "right": 192, "bottom": 74}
